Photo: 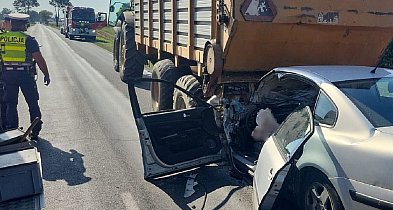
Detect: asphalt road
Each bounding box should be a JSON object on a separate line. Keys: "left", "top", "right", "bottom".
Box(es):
{"left": 20, "top": 24, "right": 254, "bottom": 210}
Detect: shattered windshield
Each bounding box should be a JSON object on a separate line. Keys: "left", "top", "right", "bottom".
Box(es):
{"left": 334, "top": 77, "right": 393, "bottom": 127}
{"left": 72, "top": 9, "right": 95, "bottom": 22}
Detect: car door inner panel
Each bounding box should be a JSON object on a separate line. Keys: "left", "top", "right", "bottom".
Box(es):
{"left": 143, "top": 107, "right": 221, "bottom": 165}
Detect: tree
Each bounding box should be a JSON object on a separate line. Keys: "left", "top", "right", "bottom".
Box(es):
{"left": 0, "top": 8, "right": 12, "bottom": 20}
{"left": 39, "top": 10, "right": 53, "bottom": 24}
{"left": 28, "top": 10, "right": 40, "bottom": 23}
{"left": 49, "top": 0, "right": 70, "bottom": 27}
{"left": 13, "top": 0, "right": 40, "bottom": 13}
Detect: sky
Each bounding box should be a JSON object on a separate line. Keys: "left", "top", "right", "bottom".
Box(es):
{"left": 2, "top": 0, "right": 110, "bottom": 14}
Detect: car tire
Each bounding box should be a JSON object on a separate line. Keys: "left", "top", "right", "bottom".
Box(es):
{"left": 119, "top": 19, "right": 145, "bottom": 83}
{"left": 173, "top": 75, "right": 203, "bottom": 109}
{"left": 300, "top": 172, "right": 344, "bottom": 210}
{"left": 69, "top": 35, "right": 74, "bottom": 40}
{"left": 151, "top": 60, "right": 192, "bottom": 111}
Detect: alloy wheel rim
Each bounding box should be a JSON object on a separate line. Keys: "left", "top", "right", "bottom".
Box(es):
{"left": 305, "top": 182, "right": 334, "bottom": 210}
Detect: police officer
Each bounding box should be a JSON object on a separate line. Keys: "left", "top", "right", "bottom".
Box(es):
{"left": 0, "top": 13, "right": 50, "bottom": 139}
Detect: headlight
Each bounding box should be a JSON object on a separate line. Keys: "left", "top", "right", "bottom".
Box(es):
{"left": 72, "top": 28, "right": 76, "bottom": 32}
{"left": 92, "top": 30, "right": 96, "bottom": 33}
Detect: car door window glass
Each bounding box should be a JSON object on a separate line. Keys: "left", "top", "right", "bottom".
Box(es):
{"left": 274, "top": 107, "right": 312, "bottom": 160}
{"left": 335, "top": 78, "right": 393, "bottom": 127}
{"left": 314, "top": 92, "right": 337, "bottom": 126}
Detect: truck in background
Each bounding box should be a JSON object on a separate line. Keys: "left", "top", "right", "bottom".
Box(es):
{"left": 95, "top": 12, "right": 108, "bottom": 28}
{"left": 61, "top": 5, "right": 102, "bottom": 41}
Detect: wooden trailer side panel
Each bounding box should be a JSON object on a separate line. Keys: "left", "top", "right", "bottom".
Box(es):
{"left": 134, "top": 0, "right": 215, "bottom": 64}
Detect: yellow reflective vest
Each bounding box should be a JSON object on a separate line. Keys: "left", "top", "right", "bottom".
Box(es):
{"left": 0, "top": 30, "right": 29, "bottom": 65}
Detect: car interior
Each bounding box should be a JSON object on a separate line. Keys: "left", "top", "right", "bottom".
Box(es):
{"left": 132, "top": 73, "right": 320, "bottom": 173}
{"left": 143, "top": 106, "right": 222, "bottom": 165}
{"left": 228, "top": 73, "right": 320, "bottom": 172}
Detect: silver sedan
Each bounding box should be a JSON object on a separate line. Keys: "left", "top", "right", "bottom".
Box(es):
{"left": 254, "top": 66, "right": 393, "bottom": 210}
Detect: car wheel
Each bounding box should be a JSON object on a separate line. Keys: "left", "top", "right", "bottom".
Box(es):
{"left": 301, "top": 172, "right": 344, "bottom": 210}
{"left": 173, "top": 75, "right": 202, "bottom": 109}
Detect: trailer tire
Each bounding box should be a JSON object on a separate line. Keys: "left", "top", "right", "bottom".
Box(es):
{"left": 119, "top": 20, "right": 145, "bottom": 83}
{"left": 113, "top": 28, "right": 121, "bottom": 72}
{"left": 151, "top": 60, "right": 192, "bottom": 111}
{"left": 173, "top": 75, "right": 203, "bottom": 109}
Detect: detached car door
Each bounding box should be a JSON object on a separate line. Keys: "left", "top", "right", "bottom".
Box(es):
{"left": 254, "top": 106, "right": 314, "bottom": 210}
{"left": 127, "top": 79, "right": 223, "bottom": 179}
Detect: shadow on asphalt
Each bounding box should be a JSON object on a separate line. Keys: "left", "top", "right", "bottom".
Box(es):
{"left": 148, "top": 163, "right": 301, "bottom": 210}
{"left": 36, "top": 138, "right": 91, "bottom": 186}
{"left": 68, "top": 38, "right": 103, "bottom": 43}
{"left": 149, "top": 164, "right": 249, "bottom": 210}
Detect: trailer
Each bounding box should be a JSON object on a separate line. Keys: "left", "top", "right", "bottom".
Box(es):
{"left": 110, "top": 0, "right": 393, "bottom": 109}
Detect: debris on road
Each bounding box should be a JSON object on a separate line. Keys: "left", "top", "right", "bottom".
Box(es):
{"left": 184, "top": 173, "right": 198, "bottom": 198}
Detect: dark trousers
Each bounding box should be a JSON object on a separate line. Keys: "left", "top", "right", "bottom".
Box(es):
{"left": 2, "top": 71, "right": 42, "bottom": 136}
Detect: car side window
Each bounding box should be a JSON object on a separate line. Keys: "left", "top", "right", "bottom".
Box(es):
{"left": 314, "top": 92, "right": 337, "bottom": 126}
{"left": 274, "top": 107, "right": 313, "bottom": 160}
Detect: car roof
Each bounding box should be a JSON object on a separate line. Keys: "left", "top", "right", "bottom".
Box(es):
{"left": 274, "top": 66, "right": 393, "bottom": 84}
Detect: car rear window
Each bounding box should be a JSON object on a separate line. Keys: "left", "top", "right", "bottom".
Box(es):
{"left": 334, "top": 78, "right": 393, "bottom": 127}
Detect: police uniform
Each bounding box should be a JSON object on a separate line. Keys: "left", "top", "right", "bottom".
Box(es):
{"left": 0, "top": 14, "right": 42, "bottom": 136}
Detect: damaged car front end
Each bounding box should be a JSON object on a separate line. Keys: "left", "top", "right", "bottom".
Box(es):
{"left": 126, "top": 66, "right": 393, "bottom": 210}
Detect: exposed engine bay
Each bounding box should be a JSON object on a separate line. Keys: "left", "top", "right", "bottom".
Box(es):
{"left": 209, "top": 76, "right": 319, "bottom": 163}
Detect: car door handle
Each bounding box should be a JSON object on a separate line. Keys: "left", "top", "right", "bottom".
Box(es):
{"left": 183, "top": 113, "right": 190, "bottom": 118}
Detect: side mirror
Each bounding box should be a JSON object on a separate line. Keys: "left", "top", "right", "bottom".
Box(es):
{"left": 109, "top": 6, "right": 115, "bottom": 12}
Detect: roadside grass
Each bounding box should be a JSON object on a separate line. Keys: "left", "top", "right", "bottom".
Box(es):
{"left": 45, "top": 24, "right": 115, "bottom": 53}
{"left": 95, "top": 26, "right": 114, "bottom": 52}
{"left": 47, "top": 23, "right": 58, "bottom": 29}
